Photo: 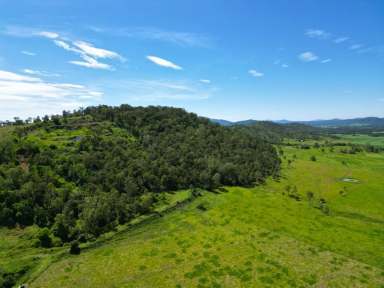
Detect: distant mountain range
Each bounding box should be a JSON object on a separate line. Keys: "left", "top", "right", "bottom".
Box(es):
{"left": 210, "top": 117, "right": 384, "bottom": 129}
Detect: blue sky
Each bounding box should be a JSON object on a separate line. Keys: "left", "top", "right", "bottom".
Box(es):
{"left": 0, "top": 0, "right": 383, "bottom": 121}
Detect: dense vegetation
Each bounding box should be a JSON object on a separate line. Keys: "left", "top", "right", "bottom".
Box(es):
{"left": 232, "top": 121, "right": 321, "bottom": 143}
{"left": 25, "top": 138, "right": 384, "bottom": 287}
{"left": 0, "top": 105, "right": 280, "bottom": 246}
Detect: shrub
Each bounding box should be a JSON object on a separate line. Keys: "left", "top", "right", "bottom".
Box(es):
{"left": 197, "top": 203, "right": 208, "bottom": 211}
{"left": 37, "top": 228, "right": 52, "bottom": 248}
{"left": 69, "top": 241, "right": 81, "bottom": 255}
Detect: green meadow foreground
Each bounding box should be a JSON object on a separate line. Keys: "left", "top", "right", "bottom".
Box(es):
{"left": 12, "top": 141, "right": 381, "bottom": 287}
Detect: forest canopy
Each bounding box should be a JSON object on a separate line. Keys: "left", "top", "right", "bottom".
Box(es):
{"left": 0, "top": 105, "right": 280, "bottom": 242}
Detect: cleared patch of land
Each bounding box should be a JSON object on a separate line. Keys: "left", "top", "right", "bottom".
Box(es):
{"left": 27, "top": 142, "right": 384, "bottom": 287}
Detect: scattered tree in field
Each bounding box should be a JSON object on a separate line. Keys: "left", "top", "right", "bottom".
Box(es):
{"left": 38, "top": 228, "right": 53, "bottom": 248}
{"left": 69, "top": 241, "right": 81, "bottom": 255}
{"left": 310, "top": 155, "right": 317, "bottom": 162}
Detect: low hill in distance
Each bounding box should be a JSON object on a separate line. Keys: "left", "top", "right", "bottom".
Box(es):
{"left": 211, "top": 116, "right": 384, "bottom": 130}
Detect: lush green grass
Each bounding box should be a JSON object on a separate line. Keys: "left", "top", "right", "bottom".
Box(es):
{"left": 27, "top": 144, "right": 384, "bottom": 287}
{"left": 333, "top": 134, "right": 384, "bottom": 147}
{"left": 0, "top": 189, "right": 194, "bottom": 287}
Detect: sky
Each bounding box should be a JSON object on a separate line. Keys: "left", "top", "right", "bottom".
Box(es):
{"left": 0, "top": 0, "right": 383, "bottom": 121}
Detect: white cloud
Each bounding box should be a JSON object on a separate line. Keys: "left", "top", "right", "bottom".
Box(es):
{"left": 298, "top": 51, "right": 318, "bottom": 62}
{"left": 73, "top": 41, "right": 124, "bottom": 61}
{"left": 23, "top": 69, "right": 60, "bottom": 77}
{"left": 70, "top": 54, "right": 112, "bottom": 70}
{"left": 21, "top": 51, "right": 36, "bottom": 56}
{"left": 200, "top": 79, "right": 211, "bottom": 84}
{"left": 334, "top": 37, "right": 349, "bottom": 44}
{"left": 281, "top": 64, "right": 289, "bottom": 68}
{"left": 93, "top": 26, "right": 212, "bottom": 47}
{"left": 349, "top": 44, "right": 363, "bottom": 50}
{"left": 248, "top": 69, "right": 264, "bottom": 77}
{"left": 54, "top": 40, "right": 80, "bottom": 52}
{"left": 3, "top": 26, "right": 124, "bottom": 70}
{"left": 1, "top": 26, "right": 39, "bottom": 37}
{"left": 321, "top": 59, "right": 332, "bottom": 63}
{"left": 53, "top": 39, "right": 123, "bottom": 70}
{"left": 0, "top": 70, "right": 41, "bottom": 82}
{"left": 305, "top": 29, "right": 330, "bottom": 39}
{"left": 146, "top": 55, "right": 182, "bottom": 70}
{"left": 0, "top": 70, "right": 102, "bottom": 120}
{"left": 106, "top": 79, "right": 212, "bottom": 102}
{"left": 37, "top": 31, "right": 59, "bottom": 39}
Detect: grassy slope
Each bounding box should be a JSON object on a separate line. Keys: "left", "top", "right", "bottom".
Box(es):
{"left": 0, "top": 190, "right": 194, "bottom": 286}
{"left": 29, "top": 143, "right": 384, "bottom": 288}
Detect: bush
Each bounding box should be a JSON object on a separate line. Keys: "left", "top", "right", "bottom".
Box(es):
{"left": 196, "top": 203, "right": 208, "bottom": 211}
{"left": 310, "top": 155, "right": 317, "bottom": 162}
{"left": 69, "top": 240, "right": 81, "bottom": 255}
{"left": 37, "top": 228, "right": 52, "bottom": 248}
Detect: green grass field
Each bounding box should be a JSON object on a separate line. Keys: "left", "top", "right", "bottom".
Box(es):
{"left": 333, "top": 134, "right": 384, "bottom": 147}
{"left": 22, "top": 143, "right": 383, "bottom": 288}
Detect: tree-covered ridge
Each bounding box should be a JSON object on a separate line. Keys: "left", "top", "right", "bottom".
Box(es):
{"left": 0, "top": 105, "right": 280, "bottom": 244}
{"left": 232, "top": 121, "right": 322, "bottom": 143}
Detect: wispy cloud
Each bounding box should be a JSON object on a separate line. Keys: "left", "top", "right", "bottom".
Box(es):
{"left": 273, "top": 59, "right": 281, "bottom": 65}
{"left": 304, "top": 28, "right": 382, "bottom": 59}
{"left": 334, "top": 37, "right": 349, "bottom": 44}
{"left": 248, "top": 69, "right": 264, "bottom": 77}
{"left": 349, "top": 44, "right": 363, "bottom": 50}
{"left": 305, "top": 29, "right": 330, "bottom": 40}
{"left": 1, "top": 26, "right": 60, "bottom": 39}
{"left": 146, "top": 55, "right": 182, "bottom": 70}
{"left": 23, "top": 69, "right": 60, "bottom": 77}
{"left": 53, "top": 39, "right": 124, "bottom": 70}
{"left": 2, "top": 26, "right": 124, "bottom": 70}
{"left": 0, "top": 69, "right": 102, "bottom": 120}
{"left": 73, "top": 41, "right": 124, "bottom": 60}
{"left": 37, "top": 31, "right": 59, "bottom": 39}
{"left": 89, "top": 26, "right": 212, "bottom": 47}
{"left": 105, "top": 79, "right": 213, "bottom": 102}
{"left": 21, "top": 50, "right": 36, "bottom": 56}
{"left": 70, "top": 55, "right": 112, "bottom": 70}
{"left": 321, "top": 59, "right": 332, "bottom": 63}
{"left": 200, "top": 79, "right": 211, "bottom": 84}
{"left": 0, "top": 70, "right": 41, "bottom": 82}
{"left": 281, "top": 64, "right": 289, "bottom": 68}
{"left": 298, "top": 51, "right": 318, "bottom": 62}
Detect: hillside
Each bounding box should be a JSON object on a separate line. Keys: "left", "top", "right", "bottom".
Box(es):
{"left": 27, "top": 139, "right": 384, "bottom": 287}
{"left": 0, "top": 105, "right": 280, "bottom": 286}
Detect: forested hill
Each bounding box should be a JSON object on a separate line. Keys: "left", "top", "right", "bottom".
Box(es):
{"left": 0, "top": 105, "right": 280, "bottom": 243}
{"left": 211, "top": 117, "right": 384, "bottom": 130}
{"left": 232, "top": 121, "right": 321, "bottom": 143}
